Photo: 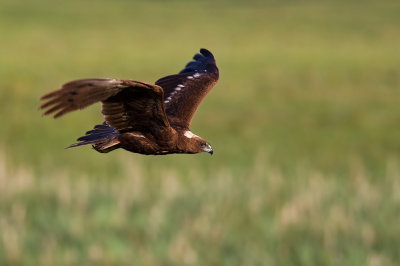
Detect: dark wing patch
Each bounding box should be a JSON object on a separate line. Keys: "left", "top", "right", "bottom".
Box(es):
{"left": 179, "top": 48, "right": 216, "bottom": 74}
{"left": 155, "top": 48, "right": 219, "bottom": 129}
{"left": 101, "top": 80, "right": 172, "bottom": 138}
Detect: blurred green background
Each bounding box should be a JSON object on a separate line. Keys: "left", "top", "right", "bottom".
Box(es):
{"left": 1, "top": 0, "right": 400, "bottom": 265}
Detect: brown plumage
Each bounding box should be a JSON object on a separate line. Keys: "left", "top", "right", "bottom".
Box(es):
{"left": 39, "top": 48, "right": 219, "bottom": 155}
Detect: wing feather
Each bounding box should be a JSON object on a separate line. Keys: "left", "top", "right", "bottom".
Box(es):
{"left": 40, "top": 78, "right": 124, "bottom": 118}
{"left": 40, "top": 78, "right": 172, "bottom": 136}
{"left": 155, "top": 48, "right": 219, "bottom": 129}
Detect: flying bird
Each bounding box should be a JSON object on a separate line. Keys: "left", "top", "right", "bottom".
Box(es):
{"left": 40, "top": 48, "right": 219, "bottom": 155}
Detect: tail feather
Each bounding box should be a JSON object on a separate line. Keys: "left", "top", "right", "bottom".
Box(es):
{"left": 77, "top": 132, "right": 114, "bottom": 142}
{"left": 67, "top": 122, "right": 120, "bottom": 152}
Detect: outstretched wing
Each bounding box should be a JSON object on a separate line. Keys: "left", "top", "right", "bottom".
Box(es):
{"left": 155, "top": 48, "right": 219, "bottom": 129}
{"left": 40, "top": 79, "right": 171, "bottom": 135}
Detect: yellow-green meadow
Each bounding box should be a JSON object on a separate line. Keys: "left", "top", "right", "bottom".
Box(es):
{"left": 1, "top": 0, "right": 399, "bottom": 265}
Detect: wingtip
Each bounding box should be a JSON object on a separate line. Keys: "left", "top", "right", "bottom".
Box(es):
{"left": 199, "top": 48, "right": 214, "bottom": 59}
{"left": 39, "top": 95, "right": 48, "bottom": 101}
{"left": 40, "top": 90, "right": 59, "bottom": 100}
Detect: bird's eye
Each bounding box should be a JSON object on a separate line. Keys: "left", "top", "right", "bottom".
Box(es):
{"left": 200, "top": 142, "right": 206, "bottom": 147}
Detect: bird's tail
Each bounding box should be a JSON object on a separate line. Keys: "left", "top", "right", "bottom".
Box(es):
{"left": 67, "top": 123, "right": 121, "bottom": 153}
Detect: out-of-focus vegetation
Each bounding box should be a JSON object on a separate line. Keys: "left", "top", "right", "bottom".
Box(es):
{"left": 0, "top": 0, "right": 400, "bottom": 265}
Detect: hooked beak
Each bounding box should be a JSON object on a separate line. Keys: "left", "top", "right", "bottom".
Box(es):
{"left": 203, "top": 144, "right": 213, "bottom": 155}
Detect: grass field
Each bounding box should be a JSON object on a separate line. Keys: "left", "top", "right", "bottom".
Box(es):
{"left": 1, "top": 0, "right": 400, "bottom": 265}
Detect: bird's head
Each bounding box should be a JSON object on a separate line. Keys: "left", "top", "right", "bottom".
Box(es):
{"left": 183, "top": 131, "right": 213, "bottom": 155}
{"left": 198, "top": 140, "right": 213, "bottom": 155}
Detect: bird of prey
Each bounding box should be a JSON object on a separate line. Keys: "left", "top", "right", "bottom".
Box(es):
{"left": 40, "top": 48, "right": 219, "bottom": 155}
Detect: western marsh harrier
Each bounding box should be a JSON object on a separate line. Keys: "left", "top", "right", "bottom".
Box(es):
{"left": 40, "top": 49, "right": 219, "bottom": 155}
